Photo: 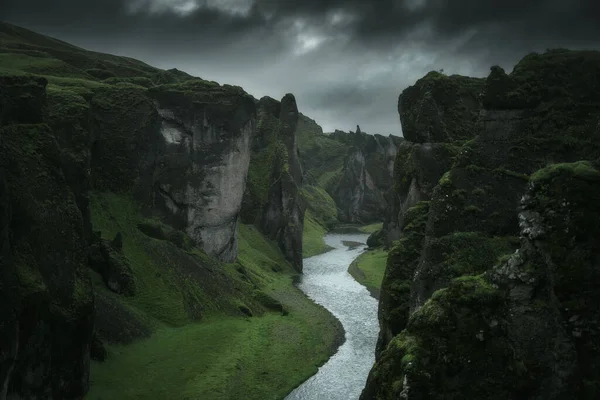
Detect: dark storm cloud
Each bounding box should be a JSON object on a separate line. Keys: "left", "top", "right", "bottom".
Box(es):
{"left": 2, "top": 0, "right": 600, "bottom": 135}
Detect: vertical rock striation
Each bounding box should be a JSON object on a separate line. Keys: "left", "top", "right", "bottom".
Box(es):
{"left": 242, "top": 94, "right": 306, "bottom": 271}
{"left": 0, "top": 76, "right": 94, "bottom": 399}
{"left": 363, "top": 49, "right": 600, "bottom": 400}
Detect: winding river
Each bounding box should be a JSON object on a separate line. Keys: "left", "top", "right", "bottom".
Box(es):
{"left": 285, "top": 233, "right": 380, "bottom": 400}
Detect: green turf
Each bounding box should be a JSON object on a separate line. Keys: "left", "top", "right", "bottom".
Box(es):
{"left": 348, "top": 249, "right": 388, "bottom": 299}
{"left": 359, "top": 222, "right": 384, "bottom": 234}
{"left": 87, "top": 206, "right": 342, "bottom": 400}
{"left": 302, "top": 212, "right": 333, "bottom": 258}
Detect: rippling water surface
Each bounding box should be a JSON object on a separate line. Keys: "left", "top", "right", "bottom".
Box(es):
{"left": 285, "top": 233, "right": 380, "bottom": 400}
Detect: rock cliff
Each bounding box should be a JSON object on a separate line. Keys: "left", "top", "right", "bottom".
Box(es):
{"left": 241, "top": 94, "right": 305, "bottom": 271}
{"left": 0, "top": 75, "right": 94, "bottom": 399}
{"left": 363, "top": 49, "right": 600, "bottom": 399}
{"left": 0, "top": 22, "right": 271, "bottom": 399}
{"left": 298, "top": 123, "right": 403, "bottom": 226}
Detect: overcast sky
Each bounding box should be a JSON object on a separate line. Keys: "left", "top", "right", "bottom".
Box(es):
{"left": 2, "top": 0, "right": 600, "bottom": 136}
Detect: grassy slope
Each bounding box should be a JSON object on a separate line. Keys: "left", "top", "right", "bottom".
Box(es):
{"left": 302, "top": 211, "right": 333, "bottom": 258}
{"left": 87, "top": 195, "right": 342, "bottom": 400}
{"left": 348, "top": 249, "right": 388, "bottom": 299}
{"left": 359, "top": 222, "right": 383, "bottom": 234}
{"left": 0, "top": 23, "right": 343, "bottom": 400}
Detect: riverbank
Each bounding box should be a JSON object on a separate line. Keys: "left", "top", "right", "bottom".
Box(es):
{"left": 347, "top": 249, "right": 388, "bottom": 300}
{"left": 286, "top": 233, "right": 379, "bottom": 400}
{"left": 86, "top": 196, "right": 343, "bottom": 400}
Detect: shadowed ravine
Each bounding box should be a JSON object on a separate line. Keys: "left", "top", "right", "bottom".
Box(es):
{"left": 286, "top": 233, "right": 379, "bottom": 400}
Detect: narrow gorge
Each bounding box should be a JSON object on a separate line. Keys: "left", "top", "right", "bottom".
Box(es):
{"left": 1, "top": 18, "right": 600, "bottom": 400}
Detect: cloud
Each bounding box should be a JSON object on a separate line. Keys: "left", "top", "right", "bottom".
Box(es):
{"left": 2, "top": 0, "right": 600, "bottom": 135}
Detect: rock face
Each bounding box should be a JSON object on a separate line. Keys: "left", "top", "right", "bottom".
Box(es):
{"left": 0, "top": 46, "right": 258, "bottom": 399}
{"left": 148, "top": 81, "right": 256, "bottom": 262}
{"left": 398, "top": 71, "right": 484, "bottom": 143}
{"left": 332, "top": 129, "right": 403, "bottom": 223}
{"left": 90, "top": 80, "right": 256, "bottom": 263}
{"left": 363, "top": 49, "right": 600, "bottom": 399}
{"left": 241, "top": 94, "right": 305, "bottom": 271}
{"left": 0, "top": 76, "right": 94, "bottom": 399}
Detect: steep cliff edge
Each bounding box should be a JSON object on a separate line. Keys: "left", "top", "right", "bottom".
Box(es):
{"left": 364, "top": 49, "right": 600, "bottom": 399}
{"left": 0, "top": 22, "right": 342, "bottom": 400}
{"left": 298, "top": 123, "right": 403, "bottom": 227}
{"left": 241, "top": 95, "right": 305, "bottom": 271}
{"left": 1, "top": 75, "right": 94, "bottom": 399}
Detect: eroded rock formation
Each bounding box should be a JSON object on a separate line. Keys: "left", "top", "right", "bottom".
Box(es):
{"left": 364, "top": 49, "right": 600, "bottom": 399}
{"left": 241, "top": 94, "right": 305, "bottom": 271}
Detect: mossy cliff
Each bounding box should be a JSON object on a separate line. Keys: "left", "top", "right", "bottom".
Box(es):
{"left": 241, "top": 95, "right": 306, "bottom": 271}
{"left": 1, "top": 76, "right": 94, "bottom": 399}
{"left": 298, "top": 122, "right": 403, "bottom": 227}
{"left": 363, "top": 49, "right": 600, "bottom": 399}
{"left": 0, "top": 22, "right": 341, "bottom": 400}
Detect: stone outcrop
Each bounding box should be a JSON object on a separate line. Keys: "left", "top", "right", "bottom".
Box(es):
{"left": 398, "top": 71, "right": 484, "bottom": 143}
{"left": 363, "top": 49, "right": 600, "bottom": 399}
{"left": 0, "top": 76, "right": 94, "bottom": 399}
{"left": 0, "top": 38, "right": 258, "bottom": 399}
{"left": 331, "top": 128, "right": 403, "bottom": 223}
{"left": 148, "top": 81, "right": 256, "bottom": 262}
{"left": 241, "top": 94, "right": 305, "bottom": 271}
{"left": 89, "top": 80, "right": 256, "bottom": 263}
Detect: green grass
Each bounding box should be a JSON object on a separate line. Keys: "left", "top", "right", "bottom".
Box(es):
{"left": 88, "top": 311, "right": 339, "bottom": 400}
{"left": 347, "top": 249, "right": 388, "bottom": 299}
{"left": 300, "top": 185, "right": 338, "bottom": 230}
{"left": 302, "top": 212, "right": 333, "bottom": 258}
{"left": 87, "top": 197, "right": 342, "bottom": 400}
{"left": 359, "top": 222, "right": 383, "bottom": 234}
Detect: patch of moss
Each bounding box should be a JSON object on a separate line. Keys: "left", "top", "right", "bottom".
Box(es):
{"left": 376, "top": 201, "right": 430, "bottom": 352}
{"left": 359, "top": 222, "right": 384, "bottom": 234}
{"left": 427, "top": 232, "right": 519, "bottom": 278}
{"left": 365, "top": 274, "right": 523, "bottom": 400}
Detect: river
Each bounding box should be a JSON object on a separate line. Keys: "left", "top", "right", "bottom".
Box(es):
{"left": 285, "top": 233, "right": 380, "bottom": 400}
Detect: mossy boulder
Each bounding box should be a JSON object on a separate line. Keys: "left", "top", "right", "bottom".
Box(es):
{"left": 385, "top": 141, "right": 456, "bottom": 243}
{"left": 366, "top": 229, "right": 385, "bottom": 248}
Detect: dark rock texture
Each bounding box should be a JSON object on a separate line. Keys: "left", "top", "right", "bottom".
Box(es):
{"left": 398, "top": 71, "right": 484, "bottom": 143}
{"left": 332, "top": 130, "right": 403, "bottom": 224}
{"left": 90, "top": 79, "right": 256, "bottom": 263}
{"left": 88, "top": 232, "right": 136, "bottom": 296}
{"left": 0, "top": 76, "right": 94, "bottom": 400}
{"left": 148, "top": 81, "right": 256, "bottom": 262}
{"left": 363, "top": 49, "right": 600, "bottom": 400}
{"left": 241, "top": 94, "right": 305, "bottom": 271}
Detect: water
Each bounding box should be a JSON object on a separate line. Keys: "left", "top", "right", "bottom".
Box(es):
{"left": 285, "top": 233, "right": 380, "bottom": 400}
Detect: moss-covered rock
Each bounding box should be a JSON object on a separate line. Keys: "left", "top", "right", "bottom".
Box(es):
{"left": 0, "top": 81, "right": 94, "bottom": 398}
{"left": 241, "top": 94, "right": 305, "bottom": 271}
{"left": 88, "top": 232, "right": 136, "bottom": 296}
{"left": 398, "top": 71, "right": 485, "bottom": 143}
{"left": 365, "top": 50, "right": 600, "bottom": 400}
{"left": 385, "top": 141, "right": 456, "bottom": 243}
{"left": 363, "top": 274, "right": 523, "bottom": 400}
